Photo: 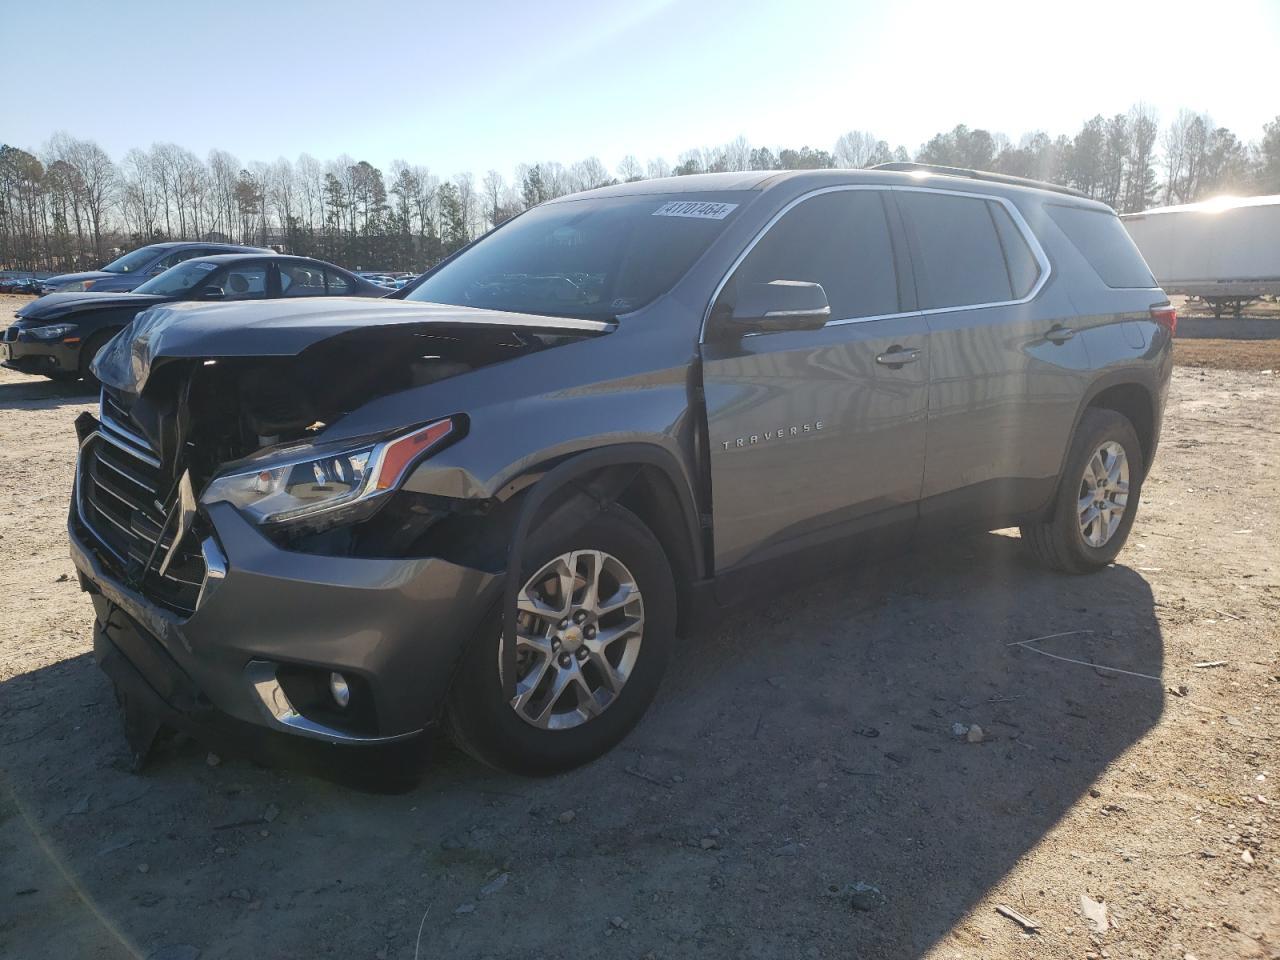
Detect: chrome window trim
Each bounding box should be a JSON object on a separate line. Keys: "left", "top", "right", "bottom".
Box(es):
{"left": 699, "top": 183, "right": 1052, "bottom": 343}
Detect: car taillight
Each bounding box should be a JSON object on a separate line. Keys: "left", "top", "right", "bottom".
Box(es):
{"left": 1150, "top": 304, "right": 1177, "bottom": 337}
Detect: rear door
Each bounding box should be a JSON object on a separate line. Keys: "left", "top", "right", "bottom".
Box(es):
{"left": 896, "top": 188, "right": 1089, "bottom": 526}
{"left": 700, "top": 188, "right": 929, "bottom": 576}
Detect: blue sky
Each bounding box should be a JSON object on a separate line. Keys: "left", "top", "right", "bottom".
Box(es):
{"left": 5, "top": 0, "right": 1278, "bottom": 177}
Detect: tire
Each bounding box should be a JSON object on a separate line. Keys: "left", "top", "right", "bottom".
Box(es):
{"left": 447, "top": 504, "right": 676, "bottom": 776}
{"left": 79, "top": 329, "right": 117, "bottom": 385}
{"left": 1021, "top": 408, "right": 1144, "bottom": 574}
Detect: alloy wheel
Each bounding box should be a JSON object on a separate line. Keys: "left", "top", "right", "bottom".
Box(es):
{"left": 501, "top": 550, "right": 645, "bottom": 730}
{"left": 1078, "top": 440, "right": 1130, "bottom": 548}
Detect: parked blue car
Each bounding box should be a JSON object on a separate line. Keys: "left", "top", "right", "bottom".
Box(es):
{"left": 40, "top": 241, "right": 270, "bottom": 294}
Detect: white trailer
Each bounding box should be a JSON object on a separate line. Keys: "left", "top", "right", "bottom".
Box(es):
{"left": 1121, "top": 195, "right": 1280, "bottom": 317}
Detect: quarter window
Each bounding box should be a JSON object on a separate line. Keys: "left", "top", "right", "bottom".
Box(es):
{"left": 899, "top": 192, "right": 1017, "bottom": 309}
{"left": 719, "top": 190, "right": 899, "bottom": 322}
{"left": 988, "top": 202, "right": 1040, "bottom": 298}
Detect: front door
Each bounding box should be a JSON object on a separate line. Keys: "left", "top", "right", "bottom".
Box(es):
{"left": 700, "top": 188, "right": 929, "bottom": 577}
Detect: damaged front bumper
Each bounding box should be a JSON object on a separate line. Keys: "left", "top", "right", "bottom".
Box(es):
{"left": 71, "top": 457, "right": 498, "bottom": 758}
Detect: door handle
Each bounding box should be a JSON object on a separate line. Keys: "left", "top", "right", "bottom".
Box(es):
{"left": 875, "top": 346, "right": 920, "bottom": 367}
{"left": 1046, "top": 324, "right": 1075, "bottom": 344}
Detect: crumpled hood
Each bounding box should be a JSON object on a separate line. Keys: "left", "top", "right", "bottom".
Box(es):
{"left": 93, "top": 297, "right": 613, "bottom": 395}
{"left": 17, "top": 291, "right": 167, "bottom": 322}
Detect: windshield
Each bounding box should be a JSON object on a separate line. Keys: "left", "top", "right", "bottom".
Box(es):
{"left": 134, "top": 260, "right": 220, "bottom": 296}
{"left": 101, "top": 244, "right": 164, "bottom": 274}
{"left": 405, "top": 193, "right": 746, "bottom": 319}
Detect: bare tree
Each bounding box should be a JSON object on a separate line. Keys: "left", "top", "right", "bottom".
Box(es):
{"left": 645, "top": 157, "right": 671, "bottom": 179}
{"left": 1123, "top": 104, "right": 1159, "bottom": 213}
{"left": 722, "top": 136, "right": 751, "bottom": 172}
{"left": 56, "top": 135, "right": 116, "bottom": 258}
{"left": 616, "top": 154, "right": 643, "bottom": 181}
{"left": 481, "top": 169, "right": 506, "bottom": 225}
{"left": 833, "top": 130, "right": 889, "bottom": 168}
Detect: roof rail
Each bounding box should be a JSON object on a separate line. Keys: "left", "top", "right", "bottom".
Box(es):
{"left": 872, "top": 162, "right": 1090, "bottom": 200}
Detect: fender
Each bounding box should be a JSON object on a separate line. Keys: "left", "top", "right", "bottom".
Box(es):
{"left": 1048, "top": 364, "right": 1162, "bottom": 509}
{"left": 500, "top": 442, "right": 705, "bottom": 699}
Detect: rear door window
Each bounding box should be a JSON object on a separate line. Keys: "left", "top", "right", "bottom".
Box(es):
{"left": 721, "top": 190, "right": 900, "bottom": 322}
{"left": 280, "top": 261, "right": 327, "bottom": 297}
{"left": 899, "top": 191, "right": 1015, "bottom": 309}
{"left": 218, "top": 263, "right": 268, "bottom": 300}
{"left": 1048, "top": 204, "right": 1156, "bottom": 288}
{"left": 325, "top": 269, "right": 355, "bottom": 295}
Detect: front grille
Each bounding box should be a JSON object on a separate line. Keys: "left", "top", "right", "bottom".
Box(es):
{"left": 78, "top": 394, "right": 206, "bottom": 616}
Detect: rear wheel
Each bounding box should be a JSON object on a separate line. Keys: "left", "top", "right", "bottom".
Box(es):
{"left": 1021, "top": 408, "right": 1144, "bottom": 573}
{"left": 447, "top": 504, "right": 675, "bottom": 775}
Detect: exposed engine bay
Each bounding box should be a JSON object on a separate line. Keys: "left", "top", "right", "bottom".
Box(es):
{"left": 109, "top": 323, "right": 594, "bottom": 492}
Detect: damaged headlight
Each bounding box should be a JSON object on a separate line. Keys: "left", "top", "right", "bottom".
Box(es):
{"left": 201, "top": 418, "right": 456, "bottom": 526}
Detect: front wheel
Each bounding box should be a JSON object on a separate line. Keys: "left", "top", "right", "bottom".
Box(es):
{"left": 447, "top": 504, "right": 676, "bottom": 775}
{"left": 1021, "top": 407, "right": 1144, "bottom": 573}
{"left": 79, "top": 329, "right": 118, "bottom": 385}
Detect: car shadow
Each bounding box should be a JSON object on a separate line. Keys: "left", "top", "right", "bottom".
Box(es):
{"left": 0, "top": 377, "right": 97, "bottom": 409}
{"left": 0, "top": 532, "right": 1163, "bottom": 959}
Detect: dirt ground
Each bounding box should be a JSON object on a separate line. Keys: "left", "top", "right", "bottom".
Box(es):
{"left": 1173, "top": 339, "right": 1280, "bottom": 372}
{"left": 0, "top": 300, "right": 1277, "bottom": 960}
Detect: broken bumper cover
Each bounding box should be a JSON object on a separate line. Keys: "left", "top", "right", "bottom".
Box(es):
{"left": 71, "top": 498, "right": 498, "bottom": 747}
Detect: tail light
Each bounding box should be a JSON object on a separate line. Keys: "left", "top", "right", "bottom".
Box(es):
{"left": 1150, "top": 304, "right": 1177, "bottom": 337}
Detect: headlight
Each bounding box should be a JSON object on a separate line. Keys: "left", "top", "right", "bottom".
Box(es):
{"left": 201, "top": 417, "right": 456, "bottom": 525}
{"left": 57, "top": 281, "right": 85, "bottom": 292}
{"left": 81, "top": 279, "right": 97, "bottom": 291}
{"left": 29, "top": 323, "right": 78, "bottom": 340}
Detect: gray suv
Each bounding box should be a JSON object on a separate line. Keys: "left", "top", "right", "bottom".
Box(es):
{"left": 70, "top": 164, "right": 1173, "bottom": 775}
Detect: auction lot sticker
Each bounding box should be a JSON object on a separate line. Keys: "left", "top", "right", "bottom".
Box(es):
{"left": 652, "top": 200, "right": 739, "bottom": 220}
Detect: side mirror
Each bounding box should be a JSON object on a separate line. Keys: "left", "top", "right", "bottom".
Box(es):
{"left": 728, "top": 280, "right": 831, "bottom": 333}
{"left": 200, "top": 287, "right": 225, "bottom": 300}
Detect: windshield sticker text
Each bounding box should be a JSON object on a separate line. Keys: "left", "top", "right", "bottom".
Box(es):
{"left": 653, "top": 201, "right": 738, "bottom": 220}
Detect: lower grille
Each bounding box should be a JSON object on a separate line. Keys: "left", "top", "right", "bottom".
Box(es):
{"left": 77, "top": 429, "right": 206, "bottom": 617}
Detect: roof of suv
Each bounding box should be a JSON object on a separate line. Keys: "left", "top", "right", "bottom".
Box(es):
{"left": 143, "top": 240, "right": 268, "bottom": 251}
{"left": 178, "top": 253, "right": 333, "bottom": 266}
{"left": 565, "top": 168, "right": 1111, "bottom": 212}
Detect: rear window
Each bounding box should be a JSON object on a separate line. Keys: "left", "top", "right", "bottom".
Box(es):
{"left": 1047, "top": 204, "right": 1156, "bottom": 288}
{"left": 898, "top": 192, "right": 1014, "bottom": 309}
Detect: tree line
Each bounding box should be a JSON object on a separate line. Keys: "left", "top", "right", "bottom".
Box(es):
{"left": 2, "top": 105, "right": 1277, "bottom": 275}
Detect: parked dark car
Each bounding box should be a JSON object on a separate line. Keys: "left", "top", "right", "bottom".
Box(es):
{"left": 39, "top": 241, "right": 269, "bottom": 294}
{"left": 5, "top": 254, "right": 386, "bottom": 381}
{"left": 71, "top": 165, "right": 1173, "bottom": 776}
{"left": 1, "top": 275, "right": 44, "bottom": 294}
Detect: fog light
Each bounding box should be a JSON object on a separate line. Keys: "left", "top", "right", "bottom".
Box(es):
{"left": 329, "top": 672, "right": 351, "bottom": 708}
